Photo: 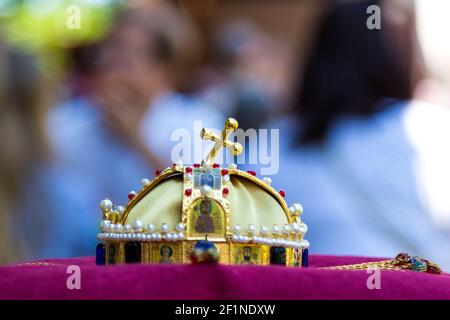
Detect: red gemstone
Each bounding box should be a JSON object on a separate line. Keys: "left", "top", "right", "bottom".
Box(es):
{"left": 247, "top": 170, "right": 256, "bottom": 176}
{"left": 185, "top": 189, "right": 192, "bottom": 197}
{"left": 128, "top": 192, "right": 136, "bottom": 200}
{"left": 221, "top": 169, "right": 229, "bottom": 176}
{"left": 155, "top": 169, "right": 162, "bottom": 177}
{"left": 213, "top": 163, "right": 220, "bottom": 168}
{"left": 193, "top": 163, "right": 200, "bottom": 168}
{"left": 185, "top": 167, "right": 192, "bottom": 174}
{"left": 279, "top": 190, "right": 286, "bottom": 197}
{"left": 222, "top": 187, "right": 229, "bottom": 196}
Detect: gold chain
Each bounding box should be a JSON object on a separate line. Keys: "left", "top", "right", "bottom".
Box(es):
{"left": 322, "top": 253, "right": 442, "bottom": 274}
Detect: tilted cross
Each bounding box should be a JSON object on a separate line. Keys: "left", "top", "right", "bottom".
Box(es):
{"left": 201, "top": 118, "right": 243, "bottom": 165}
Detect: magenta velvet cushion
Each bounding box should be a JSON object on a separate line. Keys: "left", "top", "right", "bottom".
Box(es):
{"left": 0, "top": 255, "right": 449, "bottom": 299}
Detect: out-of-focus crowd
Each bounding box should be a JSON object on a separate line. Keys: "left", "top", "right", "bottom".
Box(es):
{"left": 2, "top": 0, "right": 450, "bottom": 269}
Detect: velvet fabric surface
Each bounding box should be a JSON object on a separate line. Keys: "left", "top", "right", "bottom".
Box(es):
{"left": 0, "top": 255, "right": 449, "bottom": 300}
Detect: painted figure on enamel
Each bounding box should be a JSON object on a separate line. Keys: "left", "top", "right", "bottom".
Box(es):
{"left": 188, "top": 197, "right": 225, "bottom": 238}
{"left": 95, "top": 118, "right": 310, "bottom": 266}
{"left": 194, "top": 200, "right": 215, "bottom": 233}
{"left": 234, "top": 245, "right": 259, "bottom": 265}
{"left": 242, "top": 246, "right": 256, "bottom": 265}
{"left": 160, "top": 245, "right": 173, "bottom": 264}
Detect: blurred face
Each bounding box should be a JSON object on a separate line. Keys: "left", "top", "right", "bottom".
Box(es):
{"left": 96, "top": 21, "right": 166, "bottom": 102}
{"left": 110, "top": 24, "right": 151, "bottom": 70}
{"left": 89, "top": 19, "right": 170, "bottom": 137}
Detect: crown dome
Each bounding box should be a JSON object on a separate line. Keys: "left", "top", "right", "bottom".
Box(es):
{"left": 123, "top": 169, "right": 290, "bottom": 232}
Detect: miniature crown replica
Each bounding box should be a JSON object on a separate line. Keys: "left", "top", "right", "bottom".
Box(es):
{"left": 96, "top": 118, "right": 309, "bottom": 267}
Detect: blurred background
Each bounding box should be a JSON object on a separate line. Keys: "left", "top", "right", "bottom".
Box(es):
{"left": 1, "top": 0, "right": 450, "bottom": 268}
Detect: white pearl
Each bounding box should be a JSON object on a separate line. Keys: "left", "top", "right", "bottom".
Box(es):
{"left": 146, "top": 223, "right": 155, "bottom": 233}
{"left": 116, "top": 206, "right": 125, "bottom": 215}
{"left": 172, "top": 233, "right": 179, "bottom": 241}
{"left": 293, "top": 203, "right": 303, "bottom": 214}
{"left": 262, "top": 177, "right": 272, "bottom": 186}
{"left": 272, "top": 225, "right": 281, "bottom": 235}
{"left": 100, "top": 199, "right": 113, "bottom": 212}
{"left": 200, "top": 185, "right": 212, "bottom": 196}
{"left": 124, "top": 224, "right": 132, "bottom": 232}
{"left": 114, "top": 224, "right": 124, "bottom": 233}
{"left": 223, "top": 175, "right": 230, "bottom": 183}
{"left": 232, "top": 234, "right": 238, "bottom": 241}
{"left": 177, "top": 160, "right": 184, "bottom": 168}
{"left": 291, "top": 223, "right": 301, "bottom": 234}
{"left": 260, "top": 225, "right": 268, "bottom": 235}
{"left": 178, "top": 233, "right": 185, "bottom": 240}
{"left": 299, "top": 223, "right": 308, "bottom": 234}
{"left": 248, "top": 224, "right": 255, "bottom": 234}
{"left": 176, "top": 223, "right": 186, "bottom": 232}
{"left": 154, "top": 233, "right": 162, "bottom": 240}
{"left": 108, "top": 224, "right": 116, "bottom": 232}
{"left": 301, "top": 239, "right": 310, "bottom": 249}
{"left": 161, "top": 223, "right": 169, "bottom": 233}
{"left": 132, "top": 220, "right": 143, "bottom": 232}
{"left": 283, "top": 224, "right": 292, "bottom": 235}
{"left": 166, "top": 233, "right": 173, "bottom": 241}
{"left": 141, "top": 178, "right": 151, "bottom": 187}
{"left": 289, "top": 206, "right": 296, "bottom": 216}
{"left": 233, "top": 225, "right": 241, "bottom": 234}
{"left": 228, "top": 163, "right": 238, "bottom": 170}
{"left": 99, "top": 220, "right": 111, "bottom": 232}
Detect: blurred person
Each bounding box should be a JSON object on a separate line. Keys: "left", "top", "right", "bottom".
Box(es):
{"left": 46, "top": 3, "right": 222, "bottom": 258}
{"left": 198, "top": 20, "right": 291, "bottom": 131}
{"left": 0, "top": 42, "right": 49, "bottom": 263}
{"left": 271, "top": 0, "right": 450, "bottom": 268}
{"left": 93, "top": 3, "right": 223, "bottom": 162}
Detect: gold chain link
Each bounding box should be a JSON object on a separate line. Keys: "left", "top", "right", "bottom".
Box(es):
{"left": 321, "top": 253, "right": 441, "bottom": 274}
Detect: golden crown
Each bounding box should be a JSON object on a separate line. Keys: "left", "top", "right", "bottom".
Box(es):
{"left": 96, "top": 118, "right": 309, "bottom": 266}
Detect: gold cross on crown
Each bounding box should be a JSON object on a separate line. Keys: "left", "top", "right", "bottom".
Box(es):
{"left": 200, "top": 118, "right": 243, "bottom": 165}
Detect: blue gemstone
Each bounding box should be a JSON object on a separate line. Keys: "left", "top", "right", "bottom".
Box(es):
{"left": 96, "top": 243, "right": 105, "bottom": 265}
{"left": 302, "top": 248, "right": 309, "bottom": 267}
{"left": 194, "top": 240, "right": 216, "bottom": 252}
